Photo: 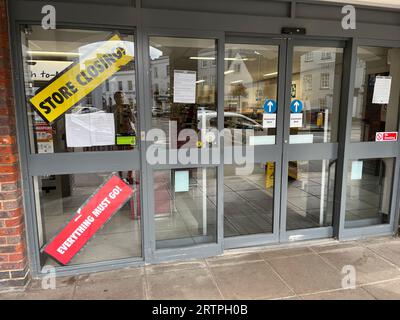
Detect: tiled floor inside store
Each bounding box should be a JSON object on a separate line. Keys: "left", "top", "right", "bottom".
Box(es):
{"left": 3, "top": 236, "right": 400, "bottom": 299}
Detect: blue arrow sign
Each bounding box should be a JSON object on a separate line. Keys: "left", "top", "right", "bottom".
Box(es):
{"left": 290, "top": 99, "right": 303, "bottom": 113}
{"left": 263, "top": 99, "right": 277, "bottom": 113}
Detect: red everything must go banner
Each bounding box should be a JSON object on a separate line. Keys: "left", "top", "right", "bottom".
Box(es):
{"left": 44, "top": 175, "right": 133, "bottom": 265}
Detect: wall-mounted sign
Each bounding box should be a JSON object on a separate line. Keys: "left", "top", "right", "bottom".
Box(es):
{"left": 44, "top": 175, "right": 133, "bottom": 265}
{"left": 291, "top": 83, "right": 296, "bottom": 98}
{"left": 290, "top": 99, "right": 303, "bottom": 113}
{"left": 375, "top": 131, "right": 398, "bottom": 142}
{"left": 29, "top": 34, "right": 134, "bottom": 124}
{"left": 263, "top": 99, "right": 277, "bottom": 113}
{"left": 263, "top": 113, "right": 276, "bottom": 128}
{"left": 290, "top": 113, "right": 303, "bottom": 128}
{"left": 372, "top": 76, "right": 392, "bottom": 104}
{"left": 173, "top": 70, "right": 196, "bottom": 104}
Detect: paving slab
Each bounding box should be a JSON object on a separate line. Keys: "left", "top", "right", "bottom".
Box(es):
{"left": 210, "top": 261, "right": 293, "bottom": 299}
{"left": 268, "top": 253, "right": 343, "bottom": 295}
{"left": 363, "top": 279, "right": 400, "bottom": 300}
{"left": 319, "top": 247, "right": 400, "bottom": 285}
{"left": 146, "top": 268, "right": 222, "bottom": 300}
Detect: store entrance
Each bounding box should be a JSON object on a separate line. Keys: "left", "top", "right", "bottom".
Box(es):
{"left": 223, "top": 37, "right": 345, "bottom": 247}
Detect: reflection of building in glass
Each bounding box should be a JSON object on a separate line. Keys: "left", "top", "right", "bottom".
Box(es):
{"left": 298, "top": 50, "right": 338, "bottom": 113}
{"left": 196, "top": 49, "right": 217, "bottom": 106}
{"left": 101, "top": 60, "right": 136, "bottom": 111}
{"left": 223, "top": 49, "right": 277, "bottom": 120}
{"left": 150, "top": 55, "right": 170, "bottom": 112}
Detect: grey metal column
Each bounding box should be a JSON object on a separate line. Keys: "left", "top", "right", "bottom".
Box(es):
{"left": 334, "top": 37, "right": 358, "bottom": 239}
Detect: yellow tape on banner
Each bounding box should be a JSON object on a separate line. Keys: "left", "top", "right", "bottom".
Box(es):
{"left": 29, "top": 34, "right": 134, "bottom": 123}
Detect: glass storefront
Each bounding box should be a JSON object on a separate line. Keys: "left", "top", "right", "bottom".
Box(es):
{"left": 351, "top": 47, "right": 400, "bottom": 142}
{"left": 22, "top": 27, "right": 138, "bottom": 154}
{"left": 12, "top": 7, "right": 400, "bottom": 275}
{"left": 345, "top": 158, "right": 395, "bottom": 228}
{"left": 36, "top": 172, "right": 142, "bottom": 266}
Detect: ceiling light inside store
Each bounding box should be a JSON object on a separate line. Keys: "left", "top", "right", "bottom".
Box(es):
{"left": 189, "top": 57, "right": 215, "bottom": 60}
{"left": 26, "top": 50, "right": 81, "bottom": 57}
{"left": 263, "top": 72, "right": 278, "bottom": 77}
{"left": 196, "top": 80, "right": 205, "bottom": 83}
{"left": 189, "top": 57, "right": 249, "bottom": 61}
{"left": 225, "top": 57, "right": 248, "bottom": 61}
{"left": 230, "top": 80, "right": 243, "bottom": 84}
{"left": 224, "top": 70, "right": 234, "bottom": 75}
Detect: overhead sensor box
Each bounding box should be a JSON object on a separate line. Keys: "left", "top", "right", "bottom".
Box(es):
{"left": 281, "top": 27, "right": 306, "bottom": 35}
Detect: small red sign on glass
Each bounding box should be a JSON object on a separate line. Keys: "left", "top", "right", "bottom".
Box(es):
{"left": 375, "top": 132, "right": 398, "bottom": 142}
{"left": 44, "top": 175, "right": 133, "bottom": 265}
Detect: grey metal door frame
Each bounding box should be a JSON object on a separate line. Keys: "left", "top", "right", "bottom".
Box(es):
{"left": 279, "top": 38, "right": 346, "bottom": 242}
{"left": 8, "top": 4, "right": 147, "bottom": 277}
{"left": 224, "top": 35, "right": 347, "bottom": 247}
{"left": 139, "top": 27, "right": 225, "bottom": 263}
{"left": 335, "top": 38, "right": 400, "bottom": 241}
{"left": 7, "top": 0, "right": 400, "bottom": 277}
{"left": 223, "top": 35, "right": 287, "bottom": 249}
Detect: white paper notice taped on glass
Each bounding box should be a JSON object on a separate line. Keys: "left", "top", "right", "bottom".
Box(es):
{"left": 89, "top": 113, "right": 115, "bottom": 146}
{"left": 289, "top": 134, "right": 313, "bottom": 144}
{"left": 290, "top": 113, "right": 303, "bottom": 128}
{"left": 66, "top": 113, "right": 115, "bottom": 148}
{"left": 372, "top": 76, "right": 392, "bottom": 104}
{"left": 65, "top": 114, "right": 92, "bottom": 147}
{"left": 175, "top": 170, "right": 189, "bottom": 192}
{"left": 263, "top": 113, "right": 276, "bottom": 128}
{"left": 249, "top": 135, "right": 275, "bottom": 145}
{"left": 351, "top": 161, "right": 363, "bottom": 180}
{"left": 173, "top": 70, "right": 196, "bottom": 104}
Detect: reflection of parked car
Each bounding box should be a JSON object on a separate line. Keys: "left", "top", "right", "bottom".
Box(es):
{"left": 197, "top": 109, "right": 267, "bottom": 146}
{"left": 197, "top": 110, "right": 263, "bottom": 130}
{"left": 152, "top": 106, "right": 163, "bottom": 117}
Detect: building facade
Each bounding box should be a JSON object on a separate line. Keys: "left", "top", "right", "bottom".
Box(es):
{"left": 0, "top": 0, "right": 400, "bottom": 289}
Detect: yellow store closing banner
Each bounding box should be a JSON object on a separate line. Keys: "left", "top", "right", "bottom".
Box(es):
{"left": 29, "top": 34, "right": 134, "bottom": 124}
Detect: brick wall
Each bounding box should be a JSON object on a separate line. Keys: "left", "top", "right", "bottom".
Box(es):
{"left": 0, "top": 0, "right": 29, "bottom": 289}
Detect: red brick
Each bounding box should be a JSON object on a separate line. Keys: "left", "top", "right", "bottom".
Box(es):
{"left": 0, "top": 0, "right": 28, "bottom": 286}
{"left": 0, "top": 198, "right": 21, "bottom": 210}
{"left": 0, "top": 208, "right": 22, "bottom": 219}
{"left": 0, "top": 261, "right": 26, "bottom": 271}
{"left": 0, "top": 181, "right": 18, "bottom": 191}
{"left": 8, "top": 253, "right": 24, "bottom": 262}
{"left": 0, "top": 164, "right": 18, "bottom": 174}
{"left": 0, "top": 172, "right": 19, "bottom": 183}
{"left": 4, "top": 216, "right": 22, "bottom": 228}
{"left": 0, "top": 135, "right": 15, "bottom": 145}
{"left": 6, "top": 235, "right": 24, "bottom": 245}
{"left": 0, "top": 224, "right": 23, "bottom": 236}
{"left": 0, "top": 146, "right": 18, "bottom": 156}
{"left": 0, "top": 190, "right": 20, "bottom": 200}
{"left": 0, "top": 155, "right": 18, "bottom": 164}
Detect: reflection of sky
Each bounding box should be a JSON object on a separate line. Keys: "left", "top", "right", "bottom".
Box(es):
{"left": 78, "top": 41, "right": 162, "bottom": 60}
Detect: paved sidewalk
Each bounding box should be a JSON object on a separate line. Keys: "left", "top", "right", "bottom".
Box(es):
{"left": 2, "top": 236, "right": 400, "bottom": 300}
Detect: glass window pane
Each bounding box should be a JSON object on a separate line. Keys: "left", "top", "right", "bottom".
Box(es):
{"left": 149, "top": 37, "right": 217, "bottom": 150}
{"left": 224, "top": 163, "right": 274, "bottom": 237}
{"left": 224, "top": 44, "right": 279, "bottom": 146}
{"left": 154, "top": 167, "right": 217, "bottom": 249}
{"left": 286, "top": 160, "right": 336, "bottom": 231}
{"left": 290, "top": 47, "right": 343, "bottom": 144}
{"left": 36, "top": 171, "right": 141, "bottom": 267}
{"left": 21, "top": 26, "right": 137, "bottom": 153}
{"left": 351, "top": 47, "right": 400, "bottom": 142}
{"left": 345, "top": 158, "right": 394, "bottom": 228}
